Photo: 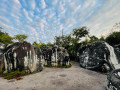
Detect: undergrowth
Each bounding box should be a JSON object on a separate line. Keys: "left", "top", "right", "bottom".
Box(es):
{"left": 0, "top": 70, "right": 29, "bottom": 80}
{"left": 44, "top": 63, "right": 72, "bottom": 68}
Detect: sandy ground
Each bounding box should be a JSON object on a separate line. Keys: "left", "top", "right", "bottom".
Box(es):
{"left": 0, "top": 61, "right": 107, "bottom": 90}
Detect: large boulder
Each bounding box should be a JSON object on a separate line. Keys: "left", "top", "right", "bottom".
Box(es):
{"left": 77, "top": 41, "right": 120, "bottom": 72}
{"left": 2, "top": 41, "right": 43, "bottom": 73}
{"left": 42, "top": 45, "right": 70, "bottom": 66}
{"left": 107, "top": 69, "right": 120, "bottom": 90}
{"left": 0, "top": 43, "right": 6, "bottom": 72}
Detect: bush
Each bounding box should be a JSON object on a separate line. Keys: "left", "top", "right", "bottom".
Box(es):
{"left": 0, "top": 70, "right": 29, "bottom": 80}
{"left": 106, "top": 32, "right": 120, "bottom": 46}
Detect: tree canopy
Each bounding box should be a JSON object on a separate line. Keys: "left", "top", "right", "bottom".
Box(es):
{"left": 0, "top": 28, "right": 13, "bottom": 44}
{"left": 73, "top": 26, "right": 89, "bottom": 39}
{"left": 106, "top": 32, "right": 120, "bottom": 46}
{"left": 54, "top": 26, "right": 89, "bottom": 59}
{"left": 33, "top": 41, "right": 53, "bottom": 50}
{"left": 14, "top": 34, "right": 28, "bottom": 42}
{"left": 55, "top": 35, "right": 72, "bottom": 47}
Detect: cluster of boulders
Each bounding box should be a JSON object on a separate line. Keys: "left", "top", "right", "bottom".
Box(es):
{"left": 0, "top": 41, "right": 70, "bottom": 73}
{"left": 77, "top": 41, "right": 120, "bottom": 90}
{"left": 1, "top": 40, "right": 120, "bottom": 89}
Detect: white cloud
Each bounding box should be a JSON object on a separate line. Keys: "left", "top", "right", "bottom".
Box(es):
{"left": 52, "top": 0, "right": 59, "bottom": 5}
{"left": 13, "top": 0, "right": 21, "bottom": 6}
{"left": 0, "top": 0, "right": 120, "bottom": 43}
{"left": 41, "top": 0, "right": 46, "bottom": 9}
{"left": 60, "top": 24, "right": 63, "bottom": 30}
{"left": 58, "top": 1, "right": 66, "bottom": 16}
{"left": 23, "top": 9, "right": 32, "bottom": 22}
{"left": 84, "top": 0, "right": 96, "bottom": 8}
{"left": 25, "top": 25, "right": 39, "bottom": 41}
{"left": 0, "top": 16, "right": 10, "bottom": 24}
{"left": 72, "top": 5, "right": 81, "bottom": 15}
{"left": 48, "top": 12, "right": 55, "bottom": 19}
{"left": 81, "top": 1, "right": 120, "bottom": 38}
{"left": 30, "top": 0, "right": 36, "bottom": 10}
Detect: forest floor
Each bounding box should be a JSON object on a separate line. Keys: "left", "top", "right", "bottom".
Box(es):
{"left": 0, "top": 61, "right": 107, "bottom": 90}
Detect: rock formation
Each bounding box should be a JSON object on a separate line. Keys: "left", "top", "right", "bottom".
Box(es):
{"left": 0, "top": 43, "right": 5, "bottom": 72}
{"left": 106, "top": 44, "right": 120, "bottom": 90}
{"left": 0, "top": 41, "right": 43, "bottom": 73}
{"left": 77, "top": 41, "right": 120, "bottom": 89}
{"left": 107, "top": 69, "right": 120, "bottom": 90}
{"left": 77, "top": 41, "right": 120, "bottom": 72}
{"left": 0, "top": 41, "right": 70, "bottom": 74}
{"left": 42, "top": 45, "right": 70, "bottom": 66}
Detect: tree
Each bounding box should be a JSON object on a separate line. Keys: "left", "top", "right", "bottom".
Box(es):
{"left": 47, "top": 42, "right": 54, "bottom": 47}
{"left": 72, "top": 26, "right": 89, "bottom": 39}
{"left": 33, "top": 41, "right": 41, "bottom": 47}
{"left": 81, "top": 37, "right": 90, "bottom": 46}
{"left": 55, "top": 36, "right": 63, "bottom": 46}
{"left": 106, "top": 32, "right": 120, "bottom": 46}
{"left": 99, "top": 36, "right": 105, "bottom": 41}
{"left": 89, "top": 35, "right": 99, "bottom": 43}
{"left": 14, "top": 34, "right": 28, "bottom": 42}
{"left": 33, "top": 40, "right": 54, "bottom": 50}
{"left": 0, "top": 28, "right": 13, "bottom": 44}
{"left": 55, "top": 35, "right": 72, "bottom": 47}
{"left": 54, "top": 26, "right": 90, "bottom": 59}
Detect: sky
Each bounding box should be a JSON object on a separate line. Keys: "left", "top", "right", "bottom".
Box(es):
{"left": 0, "top": 0, "right": 120, "bottom": 43}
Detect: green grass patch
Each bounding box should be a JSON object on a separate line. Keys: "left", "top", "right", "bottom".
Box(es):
{"left": 0, "top": 70, "right": 29, "bottom": 80}
{"left": 44, "top": 63, "right": 72, "bottom": 68}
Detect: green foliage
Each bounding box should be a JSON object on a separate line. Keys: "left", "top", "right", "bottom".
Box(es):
{"left": 68, "top": 38, "right": 79, "bottom": 58}
{"left": 39, "top": 43, "right": 47, "bottom": 49}
{"left": 14, "top": 34, "right": 28, "bottom": 42}
{"left": 47, "top": 42, "right": 54, "bottom": 47}
{"left": 33, "top": 41, "right": 53, "bottom": 50}
{"left": 55, "top": 35, "right": 72, "bottom": 47}
{"left": 54, "top": 26, "right": 89, "bottom": 59}
{"left": 99, "top": 36, "right": 105, "bottom": 41}
{"left": 0, "top": 29, "right": 13, "bottom": 44}
{"left": 81, "top": 37, "right": 90, "bottom": 46}
{"left": 44, "top": 64, "right": 72, "bottom": 68}
{"left": 33, "top": 41, "right": 41, "bottom": 47}
{"left": 106, "top": 32, "right": 120, "bottom": 46}
{"left": 68, "top": 26, "right": 89, "bottom": 58}
{"left": 0, "top": 70, "right": 29, "bottom": 80}
{"left": 73, "top": 26, "right": 89, "bottom": 39}
{"left": 89, "top": 35, "right": 99, "bottom": 43}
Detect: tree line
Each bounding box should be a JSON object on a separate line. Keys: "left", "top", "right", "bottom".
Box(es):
{"left": 0, "top": 26, "right": 120, "bottom": 59}
{"left": 54, "top": 26, "right": 120, "bottom": 59}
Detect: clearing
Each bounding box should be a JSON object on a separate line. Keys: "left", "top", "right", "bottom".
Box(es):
{"left": 0, "top": 61, "right": 107, "bottom": 90}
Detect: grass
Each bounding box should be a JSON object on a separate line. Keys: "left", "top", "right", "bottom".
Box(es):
{"left": 0, "top": 70, "right": 29, "bottom": 80}
{"left": 44, "top": 63, "right": 72, "bottom": 68}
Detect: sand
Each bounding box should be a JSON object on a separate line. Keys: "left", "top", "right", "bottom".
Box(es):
{"left": 0, "top": 61, "right": 107, "bottom": 90}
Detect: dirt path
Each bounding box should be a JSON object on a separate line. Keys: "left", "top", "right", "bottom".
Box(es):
{"left": 0, "top": 61, "right": 107, "bottom": 90}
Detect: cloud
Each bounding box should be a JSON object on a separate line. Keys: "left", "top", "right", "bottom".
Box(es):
{"left": 81, "top": 0, "right": 120, "bottom": 38}
{"left": 29, "top": 0, "right": 36, "bottom": 10}
{"left": 41, "top": 0, "right": 46, "bottom": 9}
{"left": 13, "top": 0, "right": 21, "bottom": 7}
{"left": 23, "top": 9, "right": 32, "bottom": 22}
{"left": 0, "top": 0, "right": 120, "bottom": 44}
{"left": 83, "top": 0, "right": 96, "bottom": 8}
{"left": 58, "top": 1, "right": 66, "bottom": 16}
{"left": 0, "top": 16, "right": 10, "bottom": 24}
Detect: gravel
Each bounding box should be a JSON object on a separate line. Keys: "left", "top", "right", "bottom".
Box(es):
{"left": 0, "top": 61, "right": 107, "bottom": 90}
